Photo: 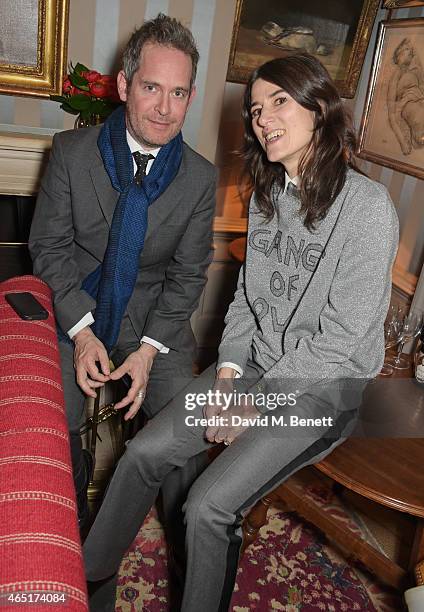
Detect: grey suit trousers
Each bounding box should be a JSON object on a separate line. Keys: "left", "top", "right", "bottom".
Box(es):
{"left": 59, "top": 314, "right": 206, "bottom": 576}
{"left": 83, "top": 361, "right": 361, "bottom": 612}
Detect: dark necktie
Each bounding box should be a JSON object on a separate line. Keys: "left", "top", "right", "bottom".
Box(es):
{"left": 286, "top": 181, "right": 298, "bottom": 197}
{"left": 133, "top": 151, "right": 154, "bottom": 185}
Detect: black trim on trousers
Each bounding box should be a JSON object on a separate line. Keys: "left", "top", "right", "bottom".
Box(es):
{"left": 217, "top": 408, "right": 356, "bottom": 612}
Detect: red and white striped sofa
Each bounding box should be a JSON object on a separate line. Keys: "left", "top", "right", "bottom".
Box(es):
{"left": 0, "top": 276, "right": 88, "bottom": 611}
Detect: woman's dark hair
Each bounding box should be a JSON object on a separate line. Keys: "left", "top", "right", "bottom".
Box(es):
{"left": 241, "top": 53, "right": 358, "bottom": 230}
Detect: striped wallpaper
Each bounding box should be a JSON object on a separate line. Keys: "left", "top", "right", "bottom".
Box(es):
{"left": 0, "top": 0, "right": 422, "bottom": 289}
{"left": 352, "top": 4, "right": 424, "bottom": 292}
{"left": 0, "top": 0, "right": 237, "bottom": 163}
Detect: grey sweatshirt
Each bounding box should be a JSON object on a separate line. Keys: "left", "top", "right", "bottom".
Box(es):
{"left": 218, "top": 169, "right": 399, "bottom": 396}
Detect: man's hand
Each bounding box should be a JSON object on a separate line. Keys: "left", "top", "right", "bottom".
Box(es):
{"left": 213, "top": 396, "right": 260, "bottom": 445}
{"left": 73, "top": 326, "right": 110, "bottom": 398}
{"left": 109, "top": 343, "right": 158, "bottom": 420}
{"left": 204, "top": 367, "right": 237, "bottom": 443}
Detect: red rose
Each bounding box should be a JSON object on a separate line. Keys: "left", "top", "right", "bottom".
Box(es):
{"left": 89, "top": 80, "right": 108, "bottom": 98}
{"left": 63, "top": 78, "right": 72, "bottom": 94}
{"left": 82, "top": 70, "right": 102, "bottom": 83}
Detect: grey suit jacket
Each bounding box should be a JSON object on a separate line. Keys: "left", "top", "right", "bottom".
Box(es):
{"left": 29, "top": 125, "right": 217, "bottom": 354}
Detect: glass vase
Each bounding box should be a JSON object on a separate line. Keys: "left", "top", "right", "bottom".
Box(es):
{"left": 74, "top": 114, "right": 102, "bottom": 129}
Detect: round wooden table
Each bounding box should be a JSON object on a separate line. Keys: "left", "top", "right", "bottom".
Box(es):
{"left": 244, "top": 367, "right": 424, "bottom": 590}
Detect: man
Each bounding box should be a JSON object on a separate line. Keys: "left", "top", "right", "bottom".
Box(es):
{"left": 29, "top": 11, "right": 216, "bottom": 567}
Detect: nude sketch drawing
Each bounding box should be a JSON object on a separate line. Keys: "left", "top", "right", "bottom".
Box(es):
{"left": 384, "top": 1, "right": 424, "bottom": 7}
{"left": 387, "top": 37, "right": 424, "bottom": 155}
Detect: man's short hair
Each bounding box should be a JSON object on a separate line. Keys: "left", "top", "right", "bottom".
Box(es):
{"left": 122, "top": 13, "right": 199, "bottom": 90}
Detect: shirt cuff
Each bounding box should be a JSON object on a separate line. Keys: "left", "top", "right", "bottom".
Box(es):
{"left": 68, "top": 312, "right": 94, "bottom": 339}
{"left": 217, "top": 362, "right": 243, "bottom": 378}
{"left": 141, "top": 336, "right": 170, "bottom": 354}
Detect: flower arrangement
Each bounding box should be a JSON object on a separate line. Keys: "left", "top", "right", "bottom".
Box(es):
{"left": 51, "top": 63, "right": 121, "bottom": 125}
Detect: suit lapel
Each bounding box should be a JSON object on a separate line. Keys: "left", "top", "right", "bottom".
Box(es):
{"left": 144, "top": 150, "right": 187, "bottom": 242}
{"left": 144, "top": 172, "right": 186, "bottom": 242}
{"left": 89, "top": 151, "right": 119, "bottom": 227}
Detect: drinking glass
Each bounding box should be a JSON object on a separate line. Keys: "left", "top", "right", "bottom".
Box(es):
{"left": 380, "top": 324, "right": 396, "bottom": 376}
{"left": 387, "top": 311, "right": 422, "bottom": 370}
{"left": 380, "top": 306, "right": 402, "bottom": 376}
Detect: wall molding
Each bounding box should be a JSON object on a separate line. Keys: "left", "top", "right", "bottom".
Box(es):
{"left": 0, "top": 131, "right": 52, "bottom": 196}
{"left": 392, "top": 267, "right": 418, "bottom": 301}
{"left": 213, "top": 216, "right": 247, "bottom": 233}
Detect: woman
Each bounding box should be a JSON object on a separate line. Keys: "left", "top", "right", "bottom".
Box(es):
{"left": 84, "top": 54, "right": 398, "bottom": 612}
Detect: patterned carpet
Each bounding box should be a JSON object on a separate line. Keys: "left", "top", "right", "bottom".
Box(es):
{"left": 115, "top": 473, "right": 403, "bottom": 611}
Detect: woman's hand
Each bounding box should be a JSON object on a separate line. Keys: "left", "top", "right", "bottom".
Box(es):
{"left": 213, "top": 396, "right": 260, "bottom": 445}
{"left": 204, "top": 367, "right": 237, "bottom": 442}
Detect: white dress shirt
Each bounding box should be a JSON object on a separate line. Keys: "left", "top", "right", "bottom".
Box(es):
{"left": 284, "top": 172, "right": 299, "bottom": 191}
{"left": 68, "top": 131, "right": 169, "bottom": 354}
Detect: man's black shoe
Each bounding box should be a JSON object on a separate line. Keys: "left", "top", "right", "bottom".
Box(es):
{"left": 77, "top": 449, "right": 94, "bottom": 535}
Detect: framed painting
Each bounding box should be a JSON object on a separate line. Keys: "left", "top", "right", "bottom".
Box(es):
{"left": 226, "top": 0, "right": 380, "bottom": 98}
{"left": 0, "top": 0, "right": 69, "bottom": 98}
{"left": 383, "top": 1, "right": 424, "bottom": 8}
{"left": 357, "top": 18, "right": 424, "bottom": 179}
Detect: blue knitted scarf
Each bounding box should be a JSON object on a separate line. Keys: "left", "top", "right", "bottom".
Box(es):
{"left": 80, "top": 105, "right": 183, "bottom": 352}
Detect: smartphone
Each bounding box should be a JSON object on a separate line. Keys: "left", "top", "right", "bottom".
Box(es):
{"left": 5, "top": 292, "right": 49, "bottom": 321}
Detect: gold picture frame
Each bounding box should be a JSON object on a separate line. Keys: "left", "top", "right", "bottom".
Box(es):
{"left": 0, "top": 0, "right": 69, "bottom": 98}
{"left": 383, "top": 1, "right": 424, "bottom": 8}
{"left": 227, "top": 0, "right": 380, "bottom": 98}
{"left": 357, "top": 18, "right": 424, "bottom": 180}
